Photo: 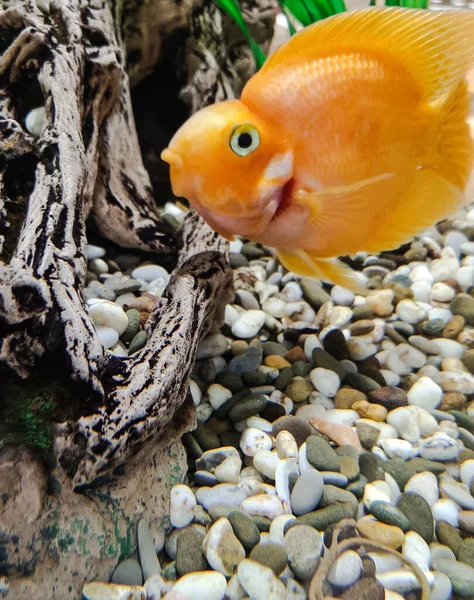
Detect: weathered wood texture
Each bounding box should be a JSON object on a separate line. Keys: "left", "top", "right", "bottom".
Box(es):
{"left": 1, "top": 0, "right": 280, "bottom": 485}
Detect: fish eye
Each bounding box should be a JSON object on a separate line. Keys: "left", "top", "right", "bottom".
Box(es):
{"left": 230, "top": 124, "right": 260, "bottom": 157}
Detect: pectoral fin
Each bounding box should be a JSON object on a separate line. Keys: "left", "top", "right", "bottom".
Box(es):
{"left": 277, "top": 249, "right": 369, "bottom": 296}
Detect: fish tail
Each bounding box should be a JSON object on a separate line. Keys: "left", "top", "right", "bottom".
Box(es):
{"left": 435, "top": 80, "right": 474, "bottom": 191}
{"left": 277, "top": 249, "right": 369, "bottom": 295}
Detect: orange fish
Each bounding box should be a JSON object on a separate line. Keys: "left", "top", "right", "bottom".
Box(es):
{"left": 161, "top": 7, "right": 474, "bottom": 294}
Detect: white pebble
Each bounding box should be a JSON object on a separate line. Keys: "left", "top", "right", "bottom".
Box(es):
{"left": 241, "top": 494, "right": 285, "bottom": 520}
{"left": 367, "top": 552, "right": 403, "bottom": 574}
{"left": 25, "top": 106, "right": 46, "bottom": 137}
{"left": 410, "top": 264, "right": 433, "bottom": 284}
{"left": 171, "top": 571, "right": 227, "bottom": 600}
{"left": 208, "top": 384, "right": 233, "bottom": 410}
{"left": 253, "top": 450, "right": 280, "bottom": 480}
{"left": 347, "top": 337, "right": 377, "bottom": 360}
{"left": 430, "top": 282, "right": 455, "bottom": 302}
{"left": 462, "top": 241, "right": 474, "bottom": 255}
{"left": 460, "top": 460, "right": 474, "bottom": 487}
{"left": 215, "top": 455, "right": 242, "bottom": 484}
{"left": 262, "top": 297, "right": 286, "bottom": 318}
{"left": 88, "top": 299, "right": 129, "bottom": 335}
{"left": 240, "top": 428, "right": 272, "bottom": 457}
{"left": 396, "top": 343, "right": 427, "bottom": 369}
{"left": 402, "top": 531, "right": 431, "bottom": 570}
{"left": 431, "top": 338, "right": 466, "bottom": 359}
{"left": 232, "top": 310, "right": 266, "bottom": 338}
{"left": 444, "top": 230, "right": 468, "bottom": 256}
{"left": 331, "top": 285, "right": 355, "bottom": 306}
{"left": 396, "top": 299, "right": 427, "bottom": 324}
{"left": 411, "top": 280, "right": 432, "bottom": 303}
{"left": 237, "top": 559, "right": 286, "bottom": 599}
{"left": 203, "top": 518, "right": 245, "bottom": 576}
{"left": 405, "top": 471, "right": 438, "bottom": 507}
{"left": 310, "top": 368, "right": 340, "bottom": 397}
{"left": 363, "top": 481, "right": 392, "bottom": 510}
{"left": 456, "top": 265, "right": 474, "bottom": 289}
{"left": 420, "top": 432, "right": 460, "bottom": 461}
{"left": 428, "top": 307, "right": 453, "bottom": 323}
{"left": 407, "top": 377, "right": 442, "bottom": 410}
{"left": 276, "top": 431, "right": 298, "bottom": 460}
{"left": 327, "top": 550, "right": 363, "bottom": 588}
{"left": 431, "top": 571, "right": 453, "bottom": 600}
{"left": 170, "top": 484, "right": 196, "bottom": 528}
{"left": 189, "top": 380, "right": 202, "bottom": 406}
{"left": 96, "top": 326, "right": 119, "bottom": 349}
{"left": 438, "top": 370, "right": 474, "bottom": 394}
{"left": 380, "top": 370, "right": 401, "bottom": 386}
{"left": 366, "top": 289, "right": 394, "bottom": 316}
{"left": 86, "top": 244, "right": 106, "bottom": 260}
{"left": 131, "top": 264, "right": 169, "bottom": 282}
{"left": 378, "top": 439, "right": 417, "bottom": 460}
{"left": 440, "top": 477, "right": 474, "bottom": 509}
{"left": 432, "top": 498, "right": 460, "bottom": 527}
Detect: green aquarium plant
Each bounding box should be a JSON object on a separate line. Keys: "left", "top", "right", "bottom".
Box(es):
{"left": 215, "top": 0, "right": 429, "bottom": 69}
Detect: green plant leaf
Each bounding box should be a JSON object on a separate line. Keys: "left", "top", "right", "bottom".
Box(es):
{"left": 278, "top": 1, "right": 298, "bottom": 35}
{"left": 384, "top": 0, "right": 400, "bottom": 5}
{"left": 214, "top": 0, "right": 267, "bottom": 68}
{"left": 280, "top": 0, "right": 314, "bottom": 25}
{"left": 329, "top": 0, "right": 347, "bottom": 13}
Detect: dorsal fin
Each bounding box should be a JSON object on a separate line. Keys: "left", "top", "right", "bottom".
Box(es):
{"left": 249, "top": 7, "right": 474, "bottom": 105}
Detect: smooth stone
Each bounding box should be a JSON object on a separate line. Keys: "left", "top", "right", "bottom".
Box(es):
{"left": 229, "top": 395, "right": 267, "bottom": 422}
{"left": 290, "top": 468, "right": 324, "bottom": 516}
{"left": 229, "top": 511, "right": 261, "bottom": 550}
{"left": 120, "top": 309, "right": 141, "bottom": 343}
{"left": 375, "top": 569, "right": 427, "bottom": 593}
{"left": 208, "top": 384, "right": 233, "bottom": 410}
{"left": 229, "top": 347, "right": 262, "bottom": 375}
{"left": 359, "top": 452, "right": 386, "bottom": 483}
{"left": 363, "top": 481, "right": 393, "bottom": 510}
{"left": 300, "top": 279, "right": 331, "bottom": 309}
{"left": 396, "top": 493, "right": 434, "bottom": 542}
{"left": 297, "top": 502, "right": 358, "bottom": 530}
{"left": 171, "top": 571, "right": 227, "bottom": 600}
{"left": 241, "top": 495, "right": 285, "bottom": 520}
{"left": 137, "top": 519, "right": 161, "bottom": 580}
{"left": 97, "top": 325, "right": 119, "bottom": 349}
{"left": 232, "top": 310, "right": 266, "bottom": 339}
{"left": 82, "top": 583, "right": 145, "bottom": 600}
{"left": 407, "top": 377, "right": 443, "bottom": 410}
{"left": 370, "top": 501, "right": 410, "bottom": 531}
{"left": 88, "top": 299, "right": 132, "bottom": 336}
{"left": 431, "top": 571, "right": 453, "bottom": 600}
{"left": 215, "top": 455, "right": 242, "bottom": 484}
{"left": 346, "top": 372, "right": 381, "bottom": 394}
{"left": 433, "top": 559, "right": 474, "bottom": 597}
{"left": 420, "top": 432, "right": 459, "bottom": 462}
{"left": 176, "top": 528, "right": 208, "bottom": 575}
{"left": 340, "top": 577, "right": 385, "bottom": 600}
{"left": 327, "top": 550, "right": 363, "bottom": 588}
{"left": 284, "top": 525, "right": 323, "bottom": 580}
{"left": 321, "top": 485, "right": 358, "bottom": 508}
{"left": 440, "top": 477, "right": 474, "bottom": 509}
{"left": 144, "top": 574, "right": 172, "bottom": 599}
{"left": 237, "top": 559, "right": 286, "bottom": 599}
{"left": 284, "top": 376, "right": 312, "bottom": 402}
{"left": 378, "top": 438, "right": 416, "bottom": 460}
{"left": 195, "top": 447, "right": 240, "bottom": 471}
{"left": 197, "top": 333, "right": 230, "bottom": 359}
{"left": 240, "top": 428, "right": 272, "bottom": 457}
{"left": 432, "top": 498, "right": 460, "bottom": 527}
{"left": 128, "top": 330, "right": 147, "bottom": 354}
{"left": 402, "top": 530, "right": 431, "bottom": 568}
{"left": 368, "top": 386, "right": 408, "bottom": 411}
{"left": 310, "top": 367, "right": 340, "bottom": 397}
{"left": 459, "top": 538, "right": 474, "bottom": 567}
{"left": 202, "top": 518, "right": 245, "bottom": 576}
{"left": 339, "top": 455, "right": 360, "bottom": 481}
{"left": 366, "top": 551, "right": 403, "bottom": 574}
{"left": 322, "top": 471, "right": 348, "bottom": 487}
{"left": 459, "top": 510, "right": 474, "bottom": 533}
{"left": 170, "top": 484, "right": 196, "bottom": 528}
{"left": 356, "top": 518, "right": 405, "bottom": 549}
{"left": 198, "top": 484, "right": 248, "bottom": 511}
{"left": 111, "top": 558, "right": 143, "bottom": 586}
{"left": 131, "top": 264, "right": 168, "bottom": 282}
{"left": 249, "top": 542, "right": 288, "bottom": 575}
{"left": 306, "top": 436, "right": 340, "bottom": 472}
{"left": 435, "top": 521, "right": 463, "bottom": 556}
{"left": 404, "top": 471, "right": 439, "bottom": 507}
{"left": 450, "top": 293, "right": 474, "bottom": 325}
{"left": 271, "top": 415, "right": 312, "bottom": 446}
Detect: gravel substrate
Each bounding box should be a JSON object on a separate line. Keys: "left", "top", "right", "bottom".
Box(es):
{"left": 82, "top": 202, "right": 474, "bottom": 600}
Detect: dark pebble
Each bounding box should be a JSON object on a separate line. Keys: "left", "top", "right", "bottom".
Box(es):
{"left": 359, "top": 453, "right": 385, "bottom": 483}
{"left": 271, "top": 415, "right": 312, "bottom": 447}
{"left": 252, "top": 516, "right": 271, "bottom": 532}
{"left": 346, "top": 475, "right": 367, "bottom": 498}
{"left": 397, "top": 492, "right": 434, "bottom": 542}
{"left": 193, "top": 471, "right": 218, "bottom": 487}
{"left": 229, "top": 253, "right": 249, "bottom": 268}
{"left": 312, "top": 348, "right": 345, "bottom": 379}
{"left": 176, "top": 528, "right": 208, "bottom": 575}
{"left": 241, "top": 242, "right": 265, "bottom": 259}
{"left": 260, "top": 402, "right": 286, "bottom": 422}
{"left": 306, "top": 436, "right": 340, "bottom": 472}
{"left": 215, "top": 371, "right": 244, "bottom": 393}
{"left": 368, "top": 386, "right": 408, "bottom": 411}
{"left": 242, "top": 371, "right": 267, "bottom": 387}
{"left": 346, "top": 372, "right": 381, "bottom": 394}
{"left": 249, "top": 543, "right": 288, "bottom": 575}
{"left": 435, "top": 521, "right": 463, "bottom": 556}
{"left": 352, "top": 305, "right": 375, "bottom": 321}
{"left": 406, "top": 457, "right": 446, "bottom": 476}
{"left": 229, "top": 346, "right": 262, "bottom": 375}
{"left": 300, "top": 278, "right": 331, "bottom": 309}
{"left": 450, "top": 293, "right": 474, "bottom": 326}
{"left": 128, "top": 330, "right": 147, "bottom": 354}
{"left": 215, "top": 388, "right": 250, "bottom": 418}
{"left": 219, "top": 431, "right": 241, "bottom": 448}
{"left": 384, "top": 458, "right": 417, "bottom": 489}
{"left": 182, "top": 433, "right": 202, "bottom": 459}
{"left": 296, "top": 503, "right": 358, "bottom": 530}
{"left": 262, "top": 341, "right": 288, "bottom": 357}
{"left": 229, "top": 394, "right": 267, "bottom": 421}
{"left": 420, "top": 318, "right": 445, "bottom": 337}
{"left": 199, "top": 359, "right": 216, "bottom": 384}
{"left": 229, "top": 511, "right": 261, "bottom": 550}
{"left": 120, "top": 309, "right": 141, "bottom": 342}
{"left": 274, "top": 367, "right": 294, "bottom": 390}
{"left": 340, "top": 577, "right": 385, "bottom": 600}
{"left": 323, "top": 328, "right": 349, "bottom": 361}
{"left": 292, "top": 361, "right": 312, "bottom": 377}
{"left": 450, "top": 410, "right": 474, "bottom": 433}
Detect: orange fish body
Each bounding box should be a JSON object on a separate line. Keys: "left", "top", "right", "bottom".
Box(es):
{"left": 162, "top": 7, "right": 474, "bottom": 293}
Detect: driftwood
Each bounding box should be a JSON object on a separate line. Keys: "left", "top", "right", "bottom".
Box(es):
{"left": 0, "top": 0, "right": 283, "bottom": 486}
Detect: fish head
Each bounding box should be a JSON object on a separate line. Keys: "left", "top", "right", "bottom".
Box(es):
{"left": 161, "top": 99, "right": 294, "bottom": 239}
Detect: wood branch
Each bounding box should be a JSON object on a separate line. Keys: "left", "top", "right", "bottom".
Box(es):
{"left": 0, "top": 0, "right": 233, "bottom": 486}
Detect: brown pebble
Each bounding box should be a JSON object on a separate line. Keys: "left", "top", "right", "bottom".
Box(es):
{"left": 310, "top": 417, "right": 362, "bottom": 452}
{"left": 341, "top": 577, "right": 385, "bottom": 600}
{"left": 232, "top": 340, "right": 248, "bottom": 356}
{"left": 352, "top": 400, "right": 387, "bottom": 422}
{"left": 367, "top": 386, "right": 408, "bottom": 411}
{"left": 284, "top": 346, "right": 307, "bottom": 363}
{"left": 361, "top": 557, "right": 376, "bottom": 578}
{"left": 386, "top": 282, "right": 414, "bottom": 304}
{"left": 349, "top": 320, "right": 375, "bottom": 336}
{"left": 123, "top": 296, "right": 156, "bottom": 312}
{"left": 139, "top": 311, "right": 150, "bottom": 326}
{"left": 265, "top": 355, "right": 292, "bottom": 369}
{"left": 335, "top": 388, "right": 367, "bottom": 409}
{"left": 271, "top": 415, "right": 312, "bottom": 447}
{"left": 357, "top": 519, "right": 404, "bottom": 549}
{"left": 440, "top": 392, "right": 467, "bottom": 411}
{"left": 443, "top": 315, "right": 465, "bottom": 339}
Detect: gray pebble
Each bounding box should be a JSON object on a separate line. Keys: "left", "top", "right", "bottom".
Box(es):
{"left": 137, "top": 519, "right": 161, "bottom": 580}
{"left": 111, "top": 558, "right": 143, "bottom": 586}
{"left": 228, "top": 511, "right": 261, "bottom": 550}
{"left": 284, "top": 525, "right": 323, "bottom": 580}
{"left": 128, "top": 330, "right": 147, "bottom": 354}
{"left": 121, "top": 309, "right": 141, "bottom": 342}
{"left": 306, "top": 436, "right": 340, "bottom": 472}
{"left": 290, "top": 469, "right": 324, "bottom": 516}
{"left": 370, "top": 500, "right": 410, "bottom": 531}
{"left": 176, "top": 528, "right": 207, "bottom": 575}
